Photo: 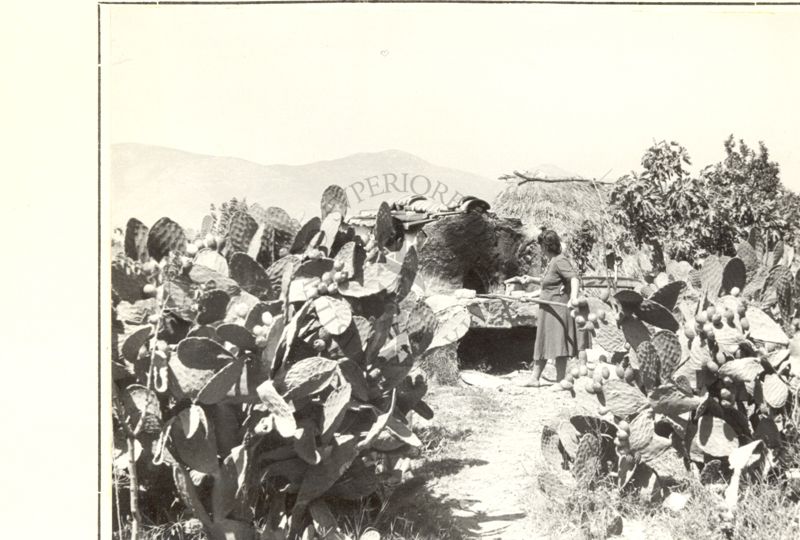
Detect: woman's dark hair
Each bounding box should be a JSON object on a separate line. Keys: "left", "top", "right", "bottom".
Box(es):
{"left": 537, "top": 229, "right": 562, "bottom": 255}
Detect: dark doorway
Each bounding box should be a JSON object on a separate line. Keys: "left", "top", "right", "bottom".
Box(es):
{"left": 462, "top": 268, "right": 487, "bottom": 294}
{"left": 457, "top": 327, "right": 536, "bottom": 374}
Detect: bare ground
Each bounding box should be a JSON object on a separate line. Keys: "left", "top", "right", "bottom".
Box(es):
{"left": 384, "top": 377, "right": 573, "bottom": 539}
{"left": 385, "top": 361, "right": 674, "bottom": 540}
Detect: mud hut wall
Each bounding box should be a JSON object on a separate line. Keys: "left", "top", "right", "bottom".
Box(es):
{"left": 417, "top": 212, "right": 526, "bottom": 293}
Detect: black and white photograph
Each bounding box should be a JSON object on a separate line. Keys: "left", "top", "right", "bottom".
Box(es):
{"left": 100, "top": 2, "right": 800, "bottom": 539}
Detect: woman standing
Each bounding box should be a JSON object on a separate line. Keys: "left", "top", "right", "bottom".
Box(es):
{"left": 524, "top": 229, "right": 585, "bottom": 387}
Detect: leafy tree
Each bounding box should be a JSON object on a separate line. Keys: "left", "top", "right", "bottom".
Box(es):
{"left": 700, "top": 136, "right": 791, "bottom": 247}
{"left": 610, "top": 137, "right": 799, "bottom": 270}
{"left": 570, "top": 219, "right": 598, "bottom": 274}
{"left": 609, "top": 140, "right": 709, "bottom": 270}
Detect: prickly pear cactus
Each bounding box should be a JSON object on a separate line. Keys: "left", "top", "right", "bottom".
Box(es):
{"left": 547, "top": 242, "right": 800, "bottom": 517}
{"left": 112, "top": 186, "right": 435, "bottom": 539}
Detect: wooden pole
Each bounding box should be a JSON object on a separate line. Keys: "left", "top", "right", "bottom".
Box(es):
{"left": 127, "top": 435, "right": 142, "bottom": 540}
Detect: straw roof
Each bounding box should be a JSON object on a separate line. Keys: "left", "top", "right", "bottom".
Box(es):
{"left": 493, "top": 171, "right": 648, "bottom": 278}
{"left": 494, "top": 173, "right": 613, "bottom": 237}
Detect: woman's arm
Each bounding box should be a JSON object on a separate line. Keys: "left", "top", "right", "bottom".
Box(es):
{"left": 570, "top": 277, "right": 580, "bottom": 305}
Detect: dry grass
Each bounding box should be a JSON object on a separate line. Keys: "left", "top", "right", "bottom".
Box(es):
{"left": 417, "top": 344, "right": 460, "bottom": 386}
{"left": 528, "top": 466, "right": 800, "bottom": 540}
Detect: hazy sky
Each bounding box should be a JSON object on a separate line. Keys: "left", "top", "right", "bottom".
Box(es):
{"left": 106, "top": 3, "right": 800, "bottom": 188}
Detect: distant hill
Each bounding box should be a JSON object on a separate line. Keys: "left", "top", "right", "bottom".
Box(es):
{"left": 110, "top": 144, "right": 502, "bottom": 230}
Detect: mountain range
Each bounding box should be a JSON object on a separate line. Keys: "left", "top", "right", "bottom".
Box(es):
{"left": 110, "top": 144, "right": 507, "bottom": 231}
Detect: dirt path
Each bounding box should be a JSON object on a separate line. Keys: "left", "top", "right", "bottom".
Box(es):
{"left": 387, "top": 374, "right": 576, "bottom": 539}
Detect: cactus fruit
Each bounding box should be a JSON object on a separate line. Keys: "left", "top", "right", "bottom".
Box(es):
{"left": 740, "top": 318, "right": 750, "bottom": 331}
{"left": 624, "top": 367, "right": 635, "bottom": 383}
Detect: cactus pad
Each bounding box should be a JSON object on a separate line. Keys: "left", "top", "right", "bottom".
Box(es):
{"left": 394, "top": 246, "right": 418, "bottom": 301}
{"left": 637, "top": 341, "right": 661, "bottom": 393}
{"left": 699, "top": 255, "right": 724, "bottom": 301}
{"left": 619, "top": 317, "right": 651, "bottom": 352}
{"left": 121, "top": 325, "right": 152, "bottom": 363}
{"left": 762, "top": 373, "right": 789, "bottom": 408}
{"left": 196, "top": 358, "right": 245, "bottom": 404}
{"left": 602, "top": 379, "right": 649, "bottom": 418}
{"left": 313, "top": 296, "right": 353, "bottom": 336}
{"left": 276, "top": 357, "right": 338, "bottom": 400}
{"left": 216, "top": 323, "right": 257, "bottom": 351}
{"left": 695, "top": 415, "right": 739, "bottom": 457}
{"left": 125, "top": 218, "right": 149, "bottom": 262}
{"left": 224, "top": 211, "right": 259, "bottom": 256}
{"left": 172, "top": 408, "right": 220, "bottom": 474}
{"left": 320, "top": 184, "right": 349, "bottom": 220}
{"left": 194, "top": 248, "right": 229, "bottom": 276}
{"left": 721, "top": 257, "right": 746, "bottom": 294}
{"left": 229, "top": 252, "right": 273, "bottom": 299}
{"left": 264, "top": 254, "right": 301, "bottom": 298}
{"left": 318, "top": 211, "right": 343, "bottom": 256}
{"left": 172, "top": 464, "right": 212, "bottom": 527}
{"left": 169, "top": 338, "right": 235, "bottom": 400}
{"left": 650, "top": 281, "right": 685, "bottom": 311}
{"left": 773, "top": 266, "right": 795, "bottom": 322}
{"left": 254, "top": 224, "right": 275, "bottom": 269}
{"left": 291, "top": 218, "right": 322, "bottom": 254}
{"left": 648, "top": 384, "right": 702, "bottom": 416}
{"left": 120, "top": 385, "right": 162, "bottom": 434}
{"left": 112, "top": 258, "right": 149, "bottom": 303}
{"left": 148, "top": 217, "right": 187, "bottom": 261}
{"left": 746, "top": 306, "right": 789, "bottom": 344}
{"left": 593, "top": 313, "right": 626, "bottom": 354}
{"left": 428, "top": 305, "right": 471, "bottom": 350}
{"left": 322, "top": 382, "right": 352, "bottom": 439}
{"left": 338, "top": 262, "right": 398, "bottom": 298}
{"left": 628, "top": 408, "right": 655, "bottom": 455}
{"left": 374, "top": 202, "right": 394, "bottom": 250}
{"left": 294, "top": 435, "right": 359, "bottom": 509}
{"left": 572, "top": 433, "right": 601, "bottom": 487}
{"left": 255, "top": 380, "right": 296, "bottom": 437}
{"left": 688, "top": 269, "right": 702, "bottom": 290}
{"left": 264, "top": 205, "right": 299, "bottom": 235}
{"left": 651, "top": 330, "right": 681, "bottom": 380}
{"left": 636, "top": 299, "right": 679, "bottom": 332}
{"left": 615, "top": 289, "right": 643, "bottom": 309}
{"left": 197, "top": 290, "right": 231, "bottom": 325}
{"left": 404, "top": 299, "right": 437, "bottom": 355}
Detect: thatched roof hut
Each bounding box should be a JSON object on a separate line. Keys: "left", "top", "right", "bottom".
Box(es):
{"left": 493, "top": 169, "right": 649, "bottom": 278}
